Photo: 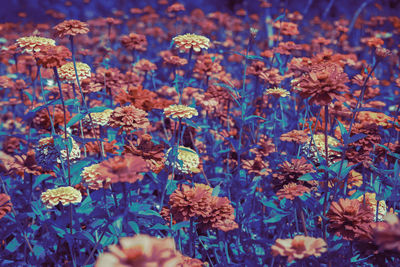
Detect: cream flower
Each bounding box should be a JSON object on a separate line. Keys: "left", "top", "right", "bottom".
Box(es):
{"left": 41, "top": 186, "right": 82, "bottom": 208}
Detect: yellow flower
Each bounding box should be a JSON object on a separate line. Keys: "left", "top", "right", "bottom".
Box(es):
{"left": 165, "top": 146, "right": 200, "bottom": 174}
{"left": 41, "top": 186, "right": 82, "bottom": 208}
{"left": 16, "top": 36, "right": 56, "bottom": 54}
{"left": 172, "top": 33, "right": 210, "bottom": 53}
{"left": 163, "top": 104, "right": 198, "bottom": 119}
{"left": 58, "top": 62, "right": 91, "bottom": 84}
{"left": 265, "top": 87, "right": 290, "bottom": 98}
{"left": 83, "top": 109, "right": 113, "bottom": 127}
{"left": 357, "top": 192, "right": 387, "bottom": 221}
{"left": 81, "top": 163, "right": 111, "bottom": 190}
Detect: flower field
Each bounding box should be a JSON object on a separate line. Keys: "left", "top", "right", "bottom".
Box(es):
{"left": 1, "top": 0, "right": 400, "bottom": 266}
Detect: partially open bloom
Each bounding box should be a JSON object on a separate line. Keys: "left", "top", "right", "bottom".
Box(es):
{"left": 16, "top": 36, "right": 56, "bottom": 54}
{"left": 58, "top": 62, "right": 91, "bottom": 83}
{"left": 165, "top": 146, "right": 200, "bottom": 174}
{"left": 53, "top": 19, "right": 89, "bottom": 38}
{"left": 271, "top": 235, "right": 327, "bottom": 262}
{"left": 81, "top": 163, "right": 111, "bottom": 190}
{"left": 327, "top": 198, "right": 374, "bottom": 240}
{"left": 108, "top": 105, "right": 150, "bottom": 133}
{"left": 163, "top": 104, "right": 198, "bottom": 120}
{"left": 41, "top": 186, "right": 82, "bottom": 208}
{"left": 172, "top": 33, "right": 210, "bottom": 53}
{"left": 95, "top": 234, "right": 199, "bottom": 267}
{"left": 0, "top": 194, "right": 12, "bottom": 220}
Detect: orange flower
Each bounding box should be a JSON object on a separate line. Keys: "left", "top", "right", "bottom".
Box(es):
{"left": 0, "top": 194, "right": 12, "bottom": 220}
{"left": 172, "top": 33, "right": 210, "bottom": 53}
{"left": 271, "top": 235, "right": 327, "bottom": 262}
{"left": 53, "top": 19, "right": 89, "bottom": 38}
{"left": 273, "top": 21, "right": 299, "bottom": 36}
{"left": 35, "top": 45, "right": 71, "bottom": 68}
{"left": 280, "top": 129, "right": 309, "bottom": 144}
{"left": 120, "top": 33, "right": 148, "bottom": 52}
{"left": 373, "top": 213, "right": 400, "bottom": 252}
{"left": 97, "top": 155, "right": 148, "bottom": 184}
{"left": 95, "top": 234, "right": 184, "bottom": 267}
{"left": 276, "top": 183, "right": 310, "bottom": 200}
{"left": 133, "top": 59, "right": 157, "bottom": 74}
{"left": 108, "top": 105, "right": 150, "bottom": 133}
{"left": 167, "top": 2, "right": 185, "bottom": 13}
{"left": 81, "top": 163, "right": 111, "bottom": 190}
{"left": 327, "top": 198, "right": 374, "bottom": 240}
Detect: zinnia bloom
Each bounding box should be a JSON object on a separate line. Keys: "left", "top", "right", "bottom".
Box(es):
{"left": 41, "top": 186, "right": 82, "bottom": 208}
{"left": 81, "top": 163, "right": 111, "bottom": 190}
{"left": 163, "top": 104, "right": 198, "bottom": 120}
{"left": 327, "top": 198, "right": 374, "bottom": 240}
{"left": 83, "top": 109, "right": 113, "bottom": 127}
{"left": 172, "top": 33, "right": 210, "bottom": 53}
{"left": 271, "top": 235, "right": 327, "bottom": 262}
{"left": 108, "top": 105, "right": 150, "bottom": 133}
{"left": 292, "top": 61, "right": 349, "bottom": 106}
{"left": 95, "top": 234, "right": 199, "bottom": 267}
{"left": 35, "top": 45, "right": 71, "bottom": 68}
{"left": 120, "top": 33, "right": 148, "bottom": 52}
{"left": 357, "top": 192, "right": 387, "bottom": 221}
{"left": 97, "top": 155, "right": 148, "bottom": 184}
{"left": 0, "top": 194, "right": 12, "bottom": 220}
{"left": 373, "top": 213, "right": 400, "bottom": 252}
{"left": 165, "top": 146, "right": 200, "bottom": 174}
{"left": 53, "top": 19, "right": 89, "bottom": 38}
{"left": 58, "top": 62, "right": 91, "bottom": 84}
{"left": 15, "top": 36, "right": 56, "bottom": 54}
{"left": 264, "top": 87, "right": 290, "bottom": 98}
{"left": 276, "top": 183, "right": 310, "bottom": 200}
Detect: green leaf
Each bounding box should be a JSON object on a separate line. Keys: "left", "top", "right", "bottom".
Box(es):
{"left": 212, "top": 185, "right": 220, "bottom": 196}
{"left": 264, "top": 213, "right": 286, "bottom": 223}
{"left": 172, "top": 221, "right": 190, "bottom": 231}
{"left": 33, "top": 174, "right": 53, "bottom": 188}
{"left": 138, "top": 209, "right": 163, "bottom": 218}
{"left": 5, "top": 237, "right": 21, "bottom": 252}
{"left": 89, "top": 106, "right": 111, "bottom": 113}
{"left": 66, "top": 113, "right": 86, "bottom": 128}
{"left": 128, "top": 221, "right": 140, "bottom": 234}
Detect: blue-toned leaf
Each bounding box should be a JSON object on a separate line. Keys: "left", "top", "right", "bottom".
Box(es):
{"left": 128, "top": 221, "right": 140, "bottom": 234}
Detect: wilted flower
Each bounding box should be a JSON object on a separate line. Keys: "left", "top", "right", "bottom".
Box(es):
{"left": 95, "top": 234, "right": 199, "bottom": 267}
{"left": 172, "top": 33, "right": 210, "bottom": 53}
{"left": 16, "top": 36, "right": 56, "bottom": 54}
{"left": 35, "top": 136, "right": 59, "bottom": 170}
{"left": 0, "top": 194, "right": 12, "bottom": 220}
{"left": 58, "top": 62, "right": 91, "bottom": 84}
{"left": 302, "top": 133, "right": 341, "bottom": 164}
{"left": 41, "top": 186, "right": 82, "bottom": 208}
{"left": 163, "top": 104, "right": 198, "bottom": 120}
{"left": 108, "top": 105, "right": 150, "bottom": 133}
{"left": 81, "top": 163, "right": 111, "bottom": 190}
{"left": 53, "top": 19, "right": 89, "bottom": 38}
{"left": 165, "top": 146, "right": 200, "bottom": 174}
{"left": 97, "top": 154, "right": 148, "bottom": 184}
{"left": 58, "top": 136, "right": 81, "bottom": 163}
{"left": 327, "top": 198, "right": 374, "bottom": 240}
{"left": 271, "top": 235, "right": 327, "bottom": 262}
